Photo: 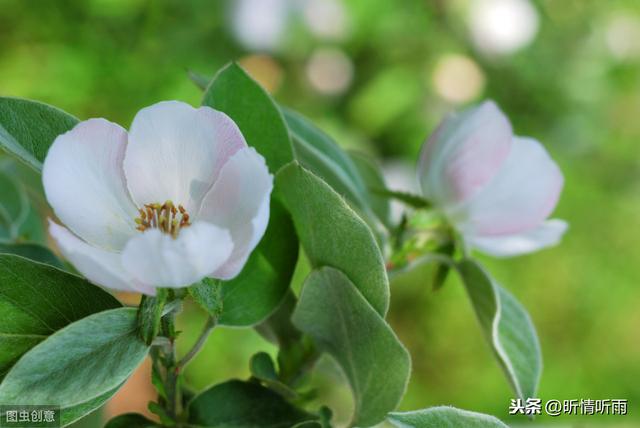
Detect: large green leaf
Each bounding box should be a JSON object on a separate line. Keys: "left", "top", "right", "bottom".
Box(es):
{"left": 388, "top": 406, "right": 509, "bottom": 428}
{"left": 0, "top": 97, "right": 79, "bottom": 171}
{"left": 0, "top": 308, "right": 149, "bottom": 425}
{"left": 187, "top": 379, "right": 317, "bottom": 428}
{"left": 104, "top": 413, "right": 160, "bottom": 428}
{"left": 276, "top": 163, "right": 389, "bottom": 316}
{"left": 283, "top": 109, "right": 369, "bottom": 211}
{"left": 292, "top": 267, "right": 410, "bottom": 427}
{"left": 0, "top": 242, "right": 63, "bottom": 268}
{"left": 0, "top": 254, "right": 121, "bottom": 379}
{"left": 202, "top": 63, "right": 293, "bottom": 172}
{"left": 457, "top": 259, "right": 542, "bottom": 401}
{"left": 218, "top": 199, "right": 299, "bottom": 326}
{"left": 61, "top": 384, "right": 122, "bottom": 426}
{"left": 348, "top": 150, "right": 392, "bottom": 228}
{"left": 0, "top": 170, "right": 28, "bottom": 241}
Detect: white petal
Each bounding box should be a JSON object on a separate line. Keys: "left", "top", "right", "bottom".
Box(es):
{"left": 121, "top": 221, "right": 233, "bottom": 288}
{"left": 199, "top": 147, "right": 273, "bottom": 280}
{"left": 124, "top": 101, "right": 247, "bottom": 214}
{"left": 49, "top": 221, "right": 153, "bottom": 294}
{"left": 467, "top": 219, "right": 568, "bottom": 257}
{"left": 42, "top": 119, "right": 138, "bottom": 251}
{"left": 418, "top": 100, "right": 512, "bottom": 204}
{"left": 452, "top": 136, "right": 564, "bottom": 236}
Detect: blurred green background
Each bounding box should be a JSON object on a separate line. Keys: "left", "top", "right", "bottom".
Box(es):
{"left": 1, "top": 0, "right": 639, "bottom": 427}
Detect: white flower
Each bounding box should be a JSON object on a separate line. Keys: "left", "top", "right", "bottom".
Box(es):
{"left": 43, "top": 101, "right": 273, "bottom": 295}
{"left": 418, "top": 100, "right": 567, "bottom": 257}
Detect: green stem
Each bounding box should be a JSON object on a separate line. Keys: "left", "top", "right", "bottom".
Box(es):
{"left": 162, "top": 310, "right": 181, "bottom": 423}
{"left": 176, "top": 316, "right": 217, "bottom": 371}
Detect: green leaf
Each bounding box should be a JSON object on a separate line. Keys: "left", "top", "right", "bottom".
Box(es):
{"left": 432, "top": 242, "right": 455, "bottom": 291}
{"left": 348, "top": 150, "right": 392, "bottom": 228}
{"left": 388, "top": 406, "right": 509, "bottom": 428}
{"left": 0, "top": 242, "right": 63, "bottom": 268}
{"left": 0, "top": 308, "right": 149, "bottom": 424}
{"left": 61, "top": 384, "right": 122, "bottom": 426}
{"left": 283, "top": 108, "right": 371, "bottom": 216}
{"left": 0, "top": 97, "right": 79, "bottom": 171}
{"left": 276, "top": 163, "right": 389, "bottom": 316}
{"left": 137, "top": 289, "right": 168, "bottom": 345}
{"left": 250, "top": 352, "right": 297, "bottom": 399}
{"left": 202, "top": 63, "right": 293, "bottom": 172}
{"left": 371, "top": 188, "right": 431, "bottom": 209}
{"left": 0, "top": 170, "right": 28, "bottom": 241}
{"left": 188, "top": 379, "right": 317, "bottom": 428}
{"left": 292, "top": 267, "right": 411, "bottom": 427}
{"left": 104, "top": 413, "right": 160, "bottom": 428}
{"left": 250, "top": 351, "right": 278, "bottom": 381}
{"left": 218, "top": 199, "right": 298, "bottom": 326}
{"left": 292, "top": 422, "right": 323, "bottom": 428}
{"left": 457, "top": 259, "right": 542, "bottom": 401}
{"left": 189, "top": 277, "right": 223, "bottom": 318}
{"left": 0, "top": 254, "right": 121, "bottom": 379}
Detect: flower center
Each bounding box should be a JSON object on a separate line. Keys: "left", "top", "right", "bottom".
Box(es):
{"left": 135, "top": 200, "right": 191, "bottom": 238}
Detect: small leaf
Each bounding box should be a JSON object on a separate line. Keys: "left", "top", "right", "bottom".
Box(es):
{"left": 189, "top": 278, "right": 223, "bottom": 318}
{"left": 0, "top": 97, "right": 79, "bottom": 171}
{"left": 148, "top": 401, "right": 176, "bottom": 427}
{"left": 371, "top": 188, "right": 431, "bottom": 209}
{"left": 218, "top": 199, "right": 298, "bottom": 326}
{"left": 0, "top": 242, "right": 64, "bottom": 268}
{"left": 137, "top": 289, "right": 168, "bottom": 345}
{"left": 188, "top": 379, "right": 317, "bottom": 428}
{"left": 250, "top": 352, "right": 278, "bottom": 381}
{"left": 432, "top": 242, "right": 455, "bottom": 291}
{"left": 250, "top": 352, "right": 297, "bottom": 399}
{"left": 388, "top": 406, "right": 509, "bottom": 428}
{"left": 202, "top": 62, "right": 294, "bottom": 172}
{"left": 105, "top": 413, "right": 160, "bottom": 428}
{"left": 457, "top": 259, "right": 542, "bottom": 401}
{"left": 0, "top": 254, "right": 121, "bottom": 379}
{"left": 292, "top": 267, "right": 411, "bottom": 427}
{"left": 0, "top": 308, "right": 149, "bottom": 423}
{"left": 276, "top": 163, "right": 389, "bottom": 316}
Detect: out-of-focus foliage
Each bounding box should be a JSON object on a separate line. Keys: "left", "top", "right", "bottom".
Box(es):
{"left": 1, "top": 0, "right": 639, "bottom": 426}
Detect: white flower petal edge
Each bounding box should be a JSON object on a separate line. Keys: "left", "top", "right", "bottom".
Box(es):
{"left": 42, "top": 119, "right": 138, "bottom": 251}
{"left": 49, "top": 221, "right": 154, "bottom": 295}
{"left": 466, "top": 219, "right": 568, "bottom": 257}
{"left": 199, "top": 147, "right": 273, "bottom": 280}
{"left": 451, "top": 136, "right": 564, "bottom": 237}
{"left": 124, "top": 101, "right": 247, "bottom": 215}
{"left": 418, "top": 101, "right": 512, "bottom": 205}
{"left": 121, "top": 221, "right": 234, "bottom": 287}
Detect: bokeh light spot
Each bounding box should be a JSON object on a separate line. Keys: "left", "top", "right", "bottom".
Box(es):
{"left": 432, "top": 54, "right": 486, "bottom": 104}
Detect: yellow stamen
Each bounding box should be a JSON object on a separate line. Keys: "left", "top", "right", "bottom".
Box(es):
{"left": 134, "top": 200, "right": 191, "bottom": 238}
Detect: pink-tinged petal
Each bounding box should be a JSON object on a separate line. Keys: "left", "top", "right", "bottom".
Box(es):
{"left": 124, "top": 101, "right": 246, "bottom": 214}
{"left": 467, "top": 219, "right": 568, "bottom": 257}
{"left": 452, "top": 136, "right": 564, "bottom": 236}
{"left": 121, "top": 221, "right": 233, "bottom": 288}
{"left": 49, "top": 221, "right": 153, "bottom": 294}
{"left": 42, "top": 119, "right": 138, "bottom": 251}
{"left": 199, "top": 147, "right": 273, "bottom": 280}
{"left": 418, "top": 100, "right": 512, "bottom": 204}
